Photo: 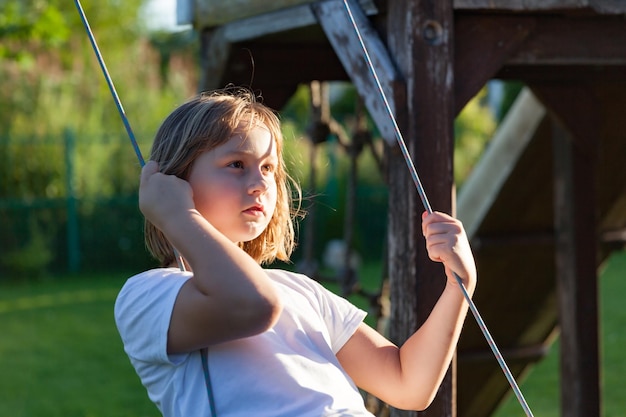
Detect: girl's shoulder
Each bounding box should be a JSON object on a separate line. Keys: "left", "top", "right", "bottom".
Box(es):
{"left": 263, "top": 267, "right": 322, "bottom": 291}
{"left": 127, "top": 267, "right": 192, "bottom": 284}
{"left": 114, "top": 268, "right": 193, "bottom": 364}
{"left": 115, "top": 268, "right": 193, "bottom": 316}
{"left": 120, "top": 267, "right": 191, "bottom": 293}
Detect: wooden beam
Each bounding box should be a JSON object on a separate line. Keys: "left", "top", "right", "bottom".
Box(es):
{"left": 216, "top": 6, "right": 321, "bottom": 43}
{"left": 469, "top": 15, "right": 626, "bottom": 83}
{"left": 194, "top": 0, "right": 320, "bottom": 28}
{"left": 489, "top": 15, "right": 626, "bottom": 82}
{"left": 386, "top": 0, "right": 456, "bottom": 416}
{"left": 455, "top": 14, "right": 626, "bottom": 109}
{"left": 189, "top": 0, "right": 626, "bottom": 29}
{"left": 192, "top": 0, "right": 378, "bottom": 29}
{"left": 312, "top": 0, "right": 402, "bottom": 145}
{"left": 497, "top": 65, "right": 626, "bottom": 82}
{"left": 453, "top": 0, "right": 626, "bottom": 13}
{"left": 453, "top": 16, "right": 534, "bottom": 113}
{"left": 507, "top": 16, "right": 626, "bottom": 66}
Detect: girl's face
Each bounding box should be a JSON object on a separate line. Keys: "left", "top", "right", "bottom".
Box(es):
{"left": 188, "top": 122, "right": 278, "bottom": 243}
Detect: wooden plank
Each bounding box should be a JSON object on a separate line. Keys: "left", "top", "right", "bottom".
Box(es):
{"left": 220, "top": 6, "right": 320, "bottom": 43}
{"left": 216, "top": 2, "right": 377, "bottom": 44}
{"left": 194, "top": 0, "right": 320, "bottom": 27}
{"left": 385, "top": 0, "right": 456, "bottom": 416}
{"left": 312, "top": 0, "right": 402, "bottom": 145}
{"left": 192, "top": 0, "right": 378, "bottom": 29}
{"left": 188, "top": 0, "right": 626, "bottom": 27}
{"left": 453, "top": 0, "right": 626, "bottom": 13}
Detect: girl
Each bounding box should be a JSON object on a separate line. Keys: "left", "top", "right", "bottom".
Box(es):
{"left": 114, "top": 88, "right": 477, "bottom": 417}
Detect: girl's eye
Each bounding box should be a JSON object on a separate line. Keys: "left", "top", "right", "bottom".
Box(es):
{"left": 262, "top": 164, "right": 275, "bottom": 173}
{"left": 229, "top": 161, "right": 244, "bottom": 169}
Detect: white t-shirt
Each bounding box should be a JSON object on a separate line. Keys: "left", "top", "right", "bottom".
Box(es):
{"left": 114, "top": 267, "right": 374, "bottom": 417}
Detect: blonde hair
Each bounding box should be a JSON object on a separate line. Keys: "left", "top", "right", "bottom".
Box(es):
{"left": 144, "top": 87, "right": 301, "bottom": 266}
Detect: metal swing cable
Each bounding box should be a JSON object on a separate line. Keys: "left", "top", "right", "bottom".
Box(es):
{"left": 73, "top": 0, "right": 144, "bottom": 167}
{"left": 73, "top": 0, "right": 186, "bottom": 272}
{"left": 72, "top": 2, "right": 219, "bottom": 415}
{"left": 341, "top": 1, "right": 534, "bottom": 416}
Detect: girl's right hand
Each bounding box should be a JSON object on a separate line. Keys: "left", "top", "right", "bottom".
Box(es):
{"left": 139, "top": 161, "right": 195, "bottom": 231}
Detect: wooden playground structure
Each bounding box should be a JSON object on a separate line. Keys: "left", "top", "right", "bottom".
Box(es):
{"left": 180, "top": 1, "right": 626, "bottom": 415}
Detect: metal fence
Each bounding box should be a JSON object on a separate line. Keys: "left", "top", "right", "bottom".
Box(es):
{"left": 0, "top": 133, "right": 388, "bottom": 279}
{"left": 0, "top": 131, "right": 153, "bottom": 279}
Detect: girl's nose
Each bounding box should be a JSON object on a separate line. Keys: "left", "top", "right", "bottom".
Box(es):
{"left": 248, "top": 170, "right": 270, "bottom": 194}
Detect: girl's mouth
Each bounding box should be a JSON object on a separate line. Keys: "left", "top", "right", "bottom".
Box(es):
{"left": 243, "top": 205, "right": 264, "bottom": 216}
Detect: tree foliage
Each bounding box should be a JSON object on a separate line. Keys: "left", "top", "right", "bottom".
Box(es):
{"left": 0, "top": 0, "right": 198, "bottom": 193}
{"left": 0, "top": 0, "right": 198, "bottom": 277}
{"left": 455, "top": 88, "right": 497, "bottom": 187}
{"left": 0, "top": 0, "right": 200, "bottom": 135}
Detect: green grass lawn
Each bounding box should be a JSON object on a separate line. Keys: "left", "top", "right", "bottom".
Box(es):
{"left": 0, "top": 273, "right": 159, "bottom": 417}
{"left": 0, "top": 250, "right": 624, "bottom": 417}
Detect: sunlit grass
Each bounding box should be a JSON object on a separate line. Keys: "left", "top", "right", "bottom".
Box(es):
{"left": 0, "top": 272, "right": 159, "bottom": 417}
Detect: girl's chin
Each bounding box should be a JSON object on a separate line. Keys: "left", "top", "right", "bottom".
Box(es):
{"left": 230, "top": 228, "right": 265, "bottom": 244}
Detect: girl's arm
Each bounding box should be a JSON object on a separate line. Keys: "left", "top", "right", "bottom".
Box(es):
{"left": 139, "top": 161, "right": 283, "bottom": 354}
{"left": 337, "top": 211, "right": 476, "bottom": 411}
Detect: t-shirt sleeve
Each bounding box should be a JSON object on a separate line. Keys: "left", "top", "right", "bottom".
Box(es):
{"left": 318, "top": 284, "right": 367, "bottom": 353}
{"left": 114, "top": 269, "right": 192, "bottom": 365}
{"left": 291, "top": 272, "right": 367, "bottom": 354}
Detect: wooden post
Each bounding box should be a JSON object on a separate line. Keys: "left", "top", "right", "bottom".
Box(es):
{"left": 532, "top": 82, "right": 602, "bottom": 417}
{"left": 552, "top": 121, "right": 601, "bottom": 417}
{"left": 387, "top": 1, "right": 456, "bottom": 416}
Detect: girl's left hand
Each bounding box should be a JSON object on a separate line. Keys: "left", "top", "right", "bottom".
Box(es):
{"left": 421, "top": 211, "right": 477, "bottom": 291}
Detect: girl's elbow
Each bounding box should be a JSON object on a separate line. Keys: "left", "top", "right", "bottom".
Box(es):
{"left": 256, "top": 294, "right": 283, "bottom": 331}
{"left": 393, "top": 400, "right": 430, "bottom": 413}
{"left": 240, "top": 292, "right": 283, "bottom": 335}
{"left": 391, "top": 389, "right": 438, "bottom": 412}
{"left": 416, "top": 390, "right": 438, "bottom": 411}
